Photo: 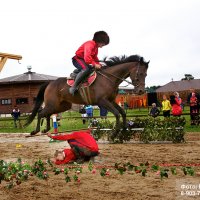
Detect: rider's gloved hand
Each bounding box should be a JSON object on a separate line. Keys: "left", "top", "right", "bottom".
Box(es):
{"left": 94, "top": 63, "right": 102, "bottom": 69}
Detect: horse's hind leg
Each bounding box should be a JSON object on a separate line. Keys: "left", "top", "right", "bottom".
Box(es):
{"left": 31, "top": 107, "right": 53, "bottom": 135}
{"left": 40, "top": 101, "right": 72, "bottom": 133}
{"left": 46, "top": 115, "right": 51, "bottom": 132}
{"left": 41, "top": 115, "right": 51, "bottom": 133}
{"left": 30, "top": 113, "right": 42, "bottom": 135}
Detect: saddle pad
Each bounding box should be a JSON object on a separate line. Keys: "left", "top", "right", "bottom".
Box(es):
{"left": 67, "top": 71, "right": 97, "bottom": 87}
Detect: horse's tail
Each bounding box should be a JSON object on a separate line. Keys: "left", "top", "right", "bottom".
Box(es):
{"left": 24, "top": 82, "right": 49, "bottom": 127}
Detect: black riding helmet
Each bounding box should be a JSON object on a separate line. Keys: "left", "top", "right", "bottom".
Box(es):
{"left": 93, "top": 31, "right": 110, "bottom": 45}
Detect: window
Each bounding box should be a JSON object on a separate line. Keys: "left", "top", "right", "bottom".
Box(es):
{"left": 16, "top": 98, "right": 28, "bottom": 104}
{"left": 1, "top": 99, "right": 12, "bottom": 105}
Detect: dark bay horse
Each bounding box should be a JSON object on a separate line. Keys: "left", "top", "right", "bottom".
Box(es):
{"left": 25, "top": 55, "right": 149, "bottom": 135}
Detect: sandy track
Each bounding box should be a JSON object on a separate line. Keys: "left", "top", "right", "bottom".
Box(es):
{"left": 0, "top": 132, "right": 200, "bottom": 200}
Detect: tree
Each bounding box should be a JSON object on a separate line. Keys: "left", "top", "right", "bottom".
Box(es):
{"left": 145, "top": 86, "right": 161, "bottom": 93}
{"left": 181, "top": 74, "right": 194, "bottom": 80}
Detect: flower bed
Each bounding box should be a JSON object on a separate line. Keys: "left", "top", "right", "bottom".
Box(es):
{"left": 1, "top": 158, "right": 199, "bottom": 189}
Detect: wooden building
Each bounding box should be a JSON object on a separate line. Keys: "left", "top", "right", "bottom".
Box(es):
{"left": 0, "top": 67, "right": 58, "bottom": 114}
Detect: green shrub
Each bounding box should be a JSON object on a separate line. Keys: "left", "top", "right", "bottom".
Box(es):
{"left": 140, "top": 117, "right": 186, "bottom": 143}
{"left": 91, "top": 117, "right": 186, "bottom": 143}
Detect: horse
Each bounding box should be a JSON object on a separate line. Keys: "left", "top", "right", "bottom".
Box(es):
{"left": 25, "top": 55, "right": 149, "bottom": 136}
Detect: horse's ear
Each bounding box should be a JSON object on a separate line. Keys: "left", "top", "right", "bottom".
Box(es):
{"left": 147, "top": 60, "right": 150, "bottom": 64}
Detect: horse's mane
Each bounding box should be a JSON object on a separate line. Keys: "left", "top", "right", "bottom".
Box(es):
{"left": 102, "top": 55, "right": 143, "bottom": 67}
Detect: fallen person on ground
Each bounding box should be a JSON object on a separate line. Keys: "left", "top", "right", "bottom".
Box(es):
{"left": 47, "top": 130, "right": 99, "bottom": 165}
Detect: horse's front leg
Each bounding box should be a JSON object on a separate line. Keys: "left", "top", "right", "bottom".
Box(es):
{"left": 112, "top": 102, "right": 127, "bottom": 130}
{"left": 98, "top": 99, "right": 121, "bottom": 139}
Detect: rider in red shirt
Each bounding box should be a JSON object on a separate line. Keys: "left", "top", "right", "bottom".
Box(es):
{"left": 69, "top": 31, "right": 110, "bottom": 95}
{"left": 48, "top": 130, "right": 99, "bottom": 165}
{"left": 75, "top": 40, "right": 100, "bottom": 67}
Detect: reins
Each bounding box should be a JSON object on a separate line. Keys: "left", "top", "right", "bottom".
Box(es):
{"left": 96, "top": 62, "right": 141, "bottom": 87}
{"left": 96, "top": 70, "right": 134, "bottom": 86}
{"left": 60, "top": 61, "right": 141, "bottom": 92}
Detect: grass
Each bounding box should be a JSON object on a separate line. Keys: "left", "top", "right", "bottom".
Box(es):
{"left": 0, "top": 106, "right": 199, "bottom": 133}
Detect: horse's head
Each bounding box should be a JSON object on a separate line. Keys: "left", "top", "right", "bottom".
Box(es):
{"left": 130, "top": 57, "right": 149, "bottom": 95}
{"left": 102, "top": 55, "right": 149, "bottom": 95}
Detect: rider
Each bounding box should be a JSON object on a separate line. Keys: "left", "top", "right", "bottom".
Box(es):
{"left": 69, "top": 31, "right": 110, "bottom": 95}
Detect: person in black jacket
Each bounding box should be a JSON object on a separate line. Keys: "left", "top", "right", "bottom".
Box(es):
{"left": 79, "top": 105, "right": 87, "bottom": 124}
{"left": 11, "top": 106, "right": 20, "bottom": 128}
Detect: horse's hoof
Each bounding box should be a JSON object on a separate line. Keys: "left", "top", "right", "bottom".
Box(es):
{"left": 42, "top": 129, "right": 50, "bottom": 133}
{"left": 110, "top": 131, "right": 118, "bottom": 141}
{"left": 30, "top": 131, "right": 37, "bottom": 135}
{"left": 122, "top": 127, "right": 128, "bottom": 132}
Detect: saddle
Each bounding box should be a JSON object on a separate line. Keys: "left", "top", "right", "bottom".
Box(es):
{"left": 67, "top": 71, "right": 97, "bottom": 87}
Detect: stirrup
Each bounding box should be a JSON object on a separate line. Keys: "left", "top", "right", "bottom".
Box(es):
{"left": 70, "top": 73, "right": 77, "bottom": 79}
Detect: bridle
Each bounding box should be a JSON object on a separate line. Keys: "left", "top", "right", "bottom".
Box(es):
{"left": 132, "top": 62, "right": 141, "bottom": 88}
{"left": 96, "top": 61, "right": 141, "bottom": 88}
{"left": 96, "top": 70, "right": 134, "bottom": 86}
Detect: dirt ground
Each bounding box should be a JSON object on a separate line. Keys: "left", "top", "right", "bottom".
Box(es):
{"left": 0, "top": 132, "right": 200, "bottom": 200}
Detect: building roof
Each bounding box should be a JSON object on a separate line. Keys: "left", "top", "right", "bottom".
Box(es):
{"left": 118, "top": 86, "right": 135, "bottom": 94}
{"left": 156, "top": 79, "right": 200, "bottom": 93}
{"left": 119, "top": 86, "right": 135, "bottom": 90}
{"left": 0, "top": 69, "right": 58, "bottom": 84}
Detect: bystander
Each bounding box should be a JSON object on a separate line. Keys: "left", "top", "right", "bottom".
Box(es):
{"left": 11, "top": 106, "right": 20, "bottom": 128}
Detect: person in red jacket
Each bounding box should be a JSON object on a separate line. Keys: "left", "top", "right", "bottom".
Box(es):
{"left": 69, "top": 31, "right": 110, "bottom": 95}
{"left": 170, "top": 92, "right": 182, "bottom": 117}
{"left": 47, "top": 130, "right": 99, "bottom": 165}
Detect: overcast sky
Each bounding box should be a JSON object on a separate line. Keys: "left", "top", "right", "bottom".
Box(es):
{"left": 0, "top": 0, "right": 200, "bottom": 87}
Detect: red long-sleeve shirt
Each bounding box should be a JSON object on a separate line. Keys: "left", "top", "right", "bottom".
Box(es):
{"left": 75, "top": 40, "right": 99, "bottom": 65}
{"left": 172, "top": 97, "right": 182, "bottom": 116}
{"left": 50, "top": 130, "right": 99, "bottom": 152}
{"left": 54, "top": 149, "right": 76, "bottom": 165}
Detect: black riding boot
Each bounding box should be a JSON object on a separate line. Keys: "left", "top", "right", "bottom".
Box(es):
{"left": 70, "top": 69, "right": 81, "bottom": 79}
{"left": 69, "top": 69, "right": 91, "bottom": 95}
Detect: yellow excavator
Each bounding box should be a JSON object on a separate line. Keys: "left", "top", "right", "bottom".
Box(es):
{"left": 0, "top": 52, "right": 22, "bottom": 72}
